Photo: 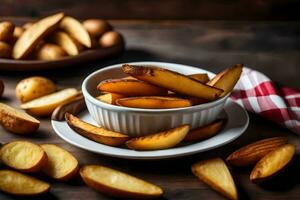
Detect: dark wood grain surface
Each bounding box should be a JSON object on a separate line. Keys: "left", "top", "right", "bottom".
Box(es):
{"left": 0, "top": 20, "right": 299, "bottom": 200}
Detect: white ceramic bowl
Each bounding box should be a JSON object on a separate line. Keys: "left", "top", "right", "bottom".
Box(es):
{"left": 82, "top": 62, "right": 229, "bottom": 137}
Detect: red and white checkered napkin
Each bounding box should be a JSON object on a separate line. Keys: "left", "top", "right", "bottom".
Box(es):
{"left": 231, "top": 67, "right": 300, "bottom": 135}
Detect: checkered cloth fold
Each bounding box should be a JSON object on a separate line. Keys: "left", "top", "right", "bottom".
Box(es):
{"left": 231, "top": 67, "right": 300, "bottom": 135}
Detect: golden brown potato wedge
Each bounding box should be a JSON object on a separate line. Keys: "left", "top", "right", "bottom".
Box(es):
{"left": 122, "top": 64, "right": 223, "bottom": 100}
{"left": 0, "top": 103, "right": 40, "bottom": 134}
{"left": 49, "top": 31, "right": 82, "bottom": 56}
{"left": 226, "top": 137, "right": 287, "bottom": 167}
{"left": 1, "top": 141, "right": 47, "bottom": 172}
{"left": 126, "top": 125, "right": 189, "bottom": 150}
{"left": 80, "top": 165, "right": 163, "bottom": 198}
{"left": 0, "top": 170, "right": 50, "bottom": 196}
{"left": 184, "top": 119, "right": 225, "bottom": 142}
{"left": 34, "top": 43, "right": 67, "bottom": 60}
{"left": 116, "top": 96, "right": 192, "bottom": 109}
{"left": 99, "top": 31, "right": 123, "bottom": 48}
{"left": 98, "top": 79, "right": 167, "bottom": 96}
{"left": 189, "top": 73, "right": 209, "bottom": 83}
{"left": 0, "top": 41, "right": 12, "bottom": 58}
{"left": 60, "top": 16, "right": 91, "bottom": 48}
{"left": 0, "top": 80, "right": 4, "bottom": 97}
{"left": 65, "top": 113, "right": 129, "bottom": 146}
{"left": 21, "top": 88, "right": 78, "bottom": 117}
{"left": 192, "top": 158, "right": 238, "bottom": 200}
{"left": 41, "top": 144, "right": 79, "bottom": 181}
{"left": 82, "top": 19, "right": 112, "bottom": 38}
{"left": 97, "top": 93, "right": 126, "bottom": 105}
{"left": 0, "top": 21, "right": 15, "bottom": 42}
{"left": 12, "top": 13, "right": 64, "bottom": 59}
{"left": 250, "top": 144, "right": 295, "bottom": 182}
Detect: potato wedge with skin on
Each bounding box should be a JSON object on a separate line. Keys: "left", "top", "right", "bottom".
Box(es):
{"left": 189, "top": 73, "right": 210, "bottom": 83}
{"left": 0, "top": 103, "right": 39, "bottom": 134}
{"left": 41, "top": 144, "right": 79, "bottom": 181}
{"left": 21, "top": 88, "right": 78, "bottom": 117}
{"left": 49, "top": 31, "right": 82, "bottom": 56}
{"left": 0, "top": 170, "right": 50, "bottom": 196}
{"left": 250, "top": 144, "right": 295, "bottom": 182}
{"left": 97, "top": 93, "right": 126, "bottom": 105}
{"left": 80, "top": 165, "right": 163, "bottom": 198}
{"left": 1, "top": 141, "right": 47, "bottom": 173}
{"left": 192, "top": 158, "right": 238, "bottom": 200}
{"left": 12, "top": 12, "right": 64, "bottom": 59}
{"left": 122, "top": 64, "right": 223, "bottom": 100}
{"left": 126, "top": 125, "right": 189, "bottom": 150}
{"left": 116, "top": 96, "right": 192, "bottom": 109}
{"left": 65, "top": 113, "right": 129, "bottom": 146}
{"left": 98, "top": 79, "right": 167, "bottom": 96}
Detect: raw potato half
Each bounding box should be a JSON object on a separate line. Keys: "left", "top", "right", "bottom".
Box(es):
{"left": 0, "top": 103, "right": 40, "bottom": 134}
{"left": 192, "top": 158, "right": 238, "bottom": 200}
{"left": 97, "top": 93, "right": 126, "bottom": 104}
{"left": 41, "top": 144, "right": 79, "bottom": 181}
{"left": 0, "top": 170, "right": 50, "bottom": 196}
{"left": 80, "top": 165, "right": 163, "bottom": 198}
{"left": 21, "top": 88, "right": 78, "bottom": 116}
{"left": 1, "top": 141, "right": 47, "bottom": 172}
{"left": 49, "top": 31, "right": 82, "bottom": 56}
{"left": 12, "top": 12, "right": 64, "bottom": 59}
{"left": 126, "top": 125, "right": 190, "bottom": 150}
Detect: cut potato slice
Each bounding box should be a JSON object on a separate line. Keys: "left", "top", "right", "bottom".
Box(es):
{"left": 122, "top": 64, "right": 223, "bottom": 100}
{"left": 0, "top": 103, "right": 40, "bottom": 134}
{"left": 65, "top": 113, "right": 129, "bottom": 146}
{"left": 192, "top": 158, "right": 238, "bottom": 200}
{"left": 21, "top": 88, "right": 78, "bottom": 117}
{"left": 49, "top": 31, "right": 81, "bottom": 56}
{"left": 12, "top": 12, "right": 64, "bottom": 59}
{"left": 80, "top": 165, "right": 163, "bottom": 198}
{"left": 189, "top": 73, "right": 209, "bottom": 83}
{"left": 126, "top": 125, "right": 189, "bottom": 150}
{"left": 184, "top": 119, "right": 225, "bottom": 142}
{"left": 250, "top": 144, "right": 295, "bottom": 182}
{"left": 1, "top": 141, "right": 47, "bottom": 172}
{"left": 97, "top": 93, "right": 126, "bottom": 105}
{"left": 59, "top": 16, "right": 91, "bottom": 48}
{"left": 0, "top": 170, "right": 50, "bottom": 196}
{"left": 97, "top": 79, "right": 167, "bottom": 96}
{"left": 41, "top": 144, "right": 79, "bottom": 181}
{"left": 116, "top": 96, "right": 192, "bottom": 109}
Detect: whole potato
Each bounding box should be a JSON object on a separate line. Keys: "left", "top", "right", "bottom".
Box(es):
{"left": 0, "top": 21, "right": 15, "bottom": 42}
{"left": 98, "top": 31, "right": 123, "bottom": 48}
{"left": 13, "top": 26, "right": 24, "bottom": 38}
{"left": 16, "top": 76, "right": 56, "bottom": 103}
{"left": 0, "top": 80, "right": 4, "bottom": 97}
{"left": 35, "top": 43, "right": 67, "bottom": 60}
{"left": 82, "top": 19, "right": 112, "bottom": 38}
{"left": 0, "top": 41, "right": 12, "bottom": 58}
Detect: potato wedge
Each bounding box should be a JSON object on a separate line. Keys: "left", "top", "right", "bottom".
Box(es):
{"left": 189, "top": 73, "right": 209, "bottom": 83}
{"left": 208, "top": 64, "right": 243, "bottom": 97}
{"left": 0, "top": 170, "right": 50, "bottom": 196}
{"left": 82, "top": 19, "right": 112, "bottom": 38}
{"left": 0, "top": 103, "right": 39, "bottom": 134}
{"left": 49, "top": 31, "right": 82, "bottom": 56}
{"left": 21, "top": 88, "right": 78, "bottom": 117}
{"left": 65, "top": 113, "right": 129, "bottom": 146}
{"left": 98, "top": 79, "right": 167, "bottom": 96}
{"left": 0, "top": 80, "right": 4, "bottom": 97}
{"left": 250, "top": 144, "right": 295, "bottom": 182}
{"left": 0, "top": 21, "right": 15, "bottom": 42}
{"left": 60, "top": 16, "right": 91, "bottom": 48}
{"left": 80, "top": 165, "right": 163, "bottom": 198}
{"left": 0, "top": 41, "right": 12, "bottom": 58}
{"left": 122, "top": 64, "right": 223, "bottom": 100}
{"left": 116, "top": 96, "right": 192, "bottom": 109}
{"left": 192, "top": 158, "right": 238, "bottom": 200}
{"left": 1, "top": 141, "right": 47, "bottom": 172}
{"left": 12, "top": 13, "right": 64, "bottom": 59}
{"left": 184, "top": 119, "right": 225, "bottom": 142}
{"left": 41, "top": 144, "right": 79, "bottom": 181}
{"left": 126, "top": 125, "right": 189, "bottom": 150}
{"left": 97, "top": 93, "right": 126, "bottom": 105}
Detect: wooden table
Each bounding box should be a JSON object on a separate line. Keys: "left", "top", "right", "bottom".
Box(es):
{"left": 0, "top": 20, "right": 299, "bottom": 200}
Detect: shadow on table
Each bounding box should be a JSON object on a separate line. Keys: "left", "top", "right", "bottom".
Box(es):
{"left": 1, "top": 193, "right": 58, "bottom": 200}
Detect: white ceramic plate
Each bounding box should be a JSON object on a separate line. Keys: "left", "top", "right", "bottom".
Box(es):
{"left": 52, "top": 99, "right": 248, "bottom": 160}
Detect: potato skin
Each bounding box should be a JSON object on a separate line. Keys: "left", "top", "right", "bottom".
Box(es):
{"left": 16, "top": 76, "right": 56, "bottom": 103}
{"left": 35, "top": 43, "right": 67, "bottom": 60}
{"left": 82, "top": 19, "right": 112, "bottom": 38}
{"left": 99, "top": 31, "right": 123, "bottom": 48}
{"left": 0, "top": 21, "right": 15, "bottom": 42}
{"left": 0, "top": 41, "right": 12, "bottom": 58}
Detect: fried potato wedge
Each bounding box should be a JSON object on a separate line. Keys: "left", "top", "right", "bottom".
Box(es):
{"left": 184, "top": 119, "right": 225, "bottom": 142}
{"left": 97, "top": 93, "right": 126, "bottom": 105}
{"left": 21, "top": 88, "right": 78, "bottom": 117}
{"left": 80, "top": 165, "right": 163, "bottom": 198}
{"left": 226, "top": 137, "right": 287, "bottom": 167}
{"left": 65, "top": 113, "right": 129, "bottom": 146}
{"left": 49, "top": 31, "right": 81, "bottom": 56}
{"left": 1, "top": 141, "right": 47, "bottom": 172}
{"left": 192, "top": 158, "right": 238, "bottom": 200}
{"left": 122, "top": 64, "right": 223, "bottom": 100}
{"left": 250, "top": 144, "right": 295, "bottom": 182}
{"left": 116, "top": 96, "right": 192, "bottom": 109}
{"left": 0, "top": 170, "right": 50, "bottom": 196}
{"left": 41, "top": 144, "right": 79, "bottom": 181}
{"left": 126, "top": 125, "right": 189, "bottom": 150}
{"left": 59, "top": 16, "right": 91, "bottom": 48}
{"left": 0, "top": 103, "right": 39, "bottom": 134}
{"left": 189, "top": 73, "right": 209, "bottom": 83}
{"left": 97, "top": 79, "right": 167, "bottom": 96}
{"left": 12, "top": 12, "right": 64, "bottom": 59}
